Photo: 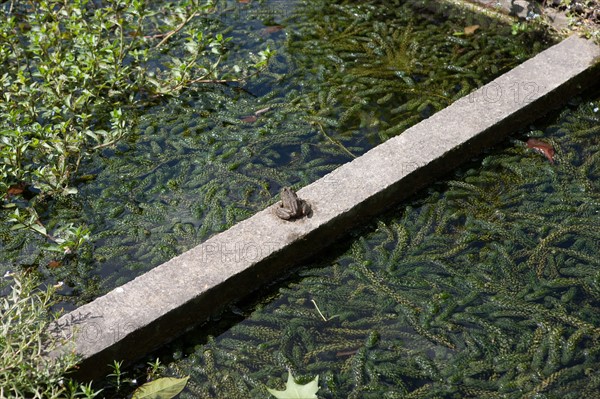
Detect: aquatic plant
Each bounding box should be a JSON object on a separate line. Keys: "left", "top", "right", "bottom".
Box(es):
{"left": 163, "top": 92, "right": 600, "bottom": 397}
{"left": 0, "top": 0, "right": 550, "bottom": 302}
{"left": 0, "top": 0, "right": 257, "bottom": 196}
{"left": 0, "top": 0, "right": 272, "bottom": 271}
{"left": 284, "top": 0, "right": 549, "bottom": 143}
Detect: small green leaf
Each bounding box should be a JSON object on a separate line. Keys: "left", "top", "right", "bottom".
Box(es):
{"left": 267, "top": 373, "right": 319, "bottom": 399}
{"left": 45, "top": 244, "right": 64, "bottom": 253}
{"left": 30, "top": 223, "right": 47, "bottom": 236}
{"left": 9, "top": 223, "right": 26, "bottom": 231}
{"left": 132, "top": 376, "right": 189, "bottom": 399}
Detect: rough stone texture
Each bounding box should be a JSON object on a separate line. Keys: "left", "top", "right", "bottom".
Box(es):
{"left": 52, "top": 35, "right": 600, "bottom": 380}
{"left": 492, "top": 0, "right": 541, "bottom": 18}
{"left": 466, "top": 0, "right": 571, "bottom": 30}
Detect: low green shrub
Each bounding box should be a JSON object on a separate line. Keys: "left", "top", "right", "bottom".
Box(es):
{"left": 0, "top": 272, "right": 100, "bottom": 398}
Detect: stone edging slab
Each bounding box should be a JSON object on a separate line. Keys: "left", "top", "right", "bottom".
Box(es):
{"left": 51, "top": 35, "right": 600, "bottom": 379}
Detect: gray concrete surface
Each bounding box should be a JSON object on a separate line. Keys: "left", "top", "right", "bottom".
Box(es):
{"left": 51, "top": 35, "right": 600, "bottom": 380}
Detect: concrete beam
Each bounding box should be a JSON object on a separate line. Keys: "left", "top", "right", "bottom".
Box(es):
{"left": 51, "top": 35, "right": 600, "bottom": 380}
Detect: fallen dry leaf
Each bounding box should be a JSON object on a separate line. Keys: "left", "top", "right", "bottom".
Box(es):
{"left": 526, "top": 138, "right": 555, "bottom": 164}
{"left": 464, "top": 25, "right": 480, "bottom": 35}
{"left": 261, "top": 25, "right": 285, "bottom": 35}
{"left": 6, "top": 183, "right": 26, "bottom": 197}
{"left": 47, "top": 260, "right": 62, "bottom": 269}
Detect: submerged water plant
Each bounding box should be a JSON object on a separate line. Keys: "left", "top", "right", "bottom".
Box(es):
{"left": 0, "top": 0, "right": 259, "bottom": 197}
{"left": 0, "top": 0, "right": 550, "bottom": 302}
{"left": 163, "top": 92, "right": 600, "bottom": 397}
{"left": 0, "top": 0, "right": 272, "bottom": 272}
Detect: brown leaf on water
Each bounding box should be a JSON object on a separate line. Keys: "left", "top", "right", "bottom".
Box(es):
{"left": 261, "top": 25, "right": 285, "bottom": 35}
{"left": 6, "top": 183, "right": 26, "bottom": 197}
{"left": 526, "top": 138, "right": 555, "bottom": 164}
{"left": 47, "top": 260, "right": 62, "bottom": 269}
{"left": 464, "top": 25, "right": 480, "bottom": 35}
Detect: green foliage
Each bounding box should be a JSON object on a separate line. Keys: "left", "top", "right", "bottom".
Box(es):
{"left": 4, "top": 1, "right": 145, "bottom": 194}
{"left": 0, "top": 272, "right": 101, "bottom": 399}
{"left": 0, "top": 0, "right": 269, "bottom": 196}
{"left": 107, "top": 360, "right": 126, "bottom": 393}
{"left": 163, "top": 93, "right": 600, "bottom": 397}
{"left": 0, "top": 0, "right": 272, "bottom": 263}
{"left": 0, "top": 0, "right": 551, "bottom": 303}
{"left": 6, "top": 204, "right": 90, "bottom": 255}
{"left": 89, "top": 358, "right": 175, "bottom": 398}
{"left": 267, "top": 373, "right": 319, "bottom": 399}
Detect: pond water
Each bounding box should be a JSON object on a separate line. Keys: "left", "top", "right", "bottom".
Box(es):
{"left": 0, "top": 0, "right": 550, "bottom": 305}
{"left": 160, "top": 89, "right": 600, "bottom": 398}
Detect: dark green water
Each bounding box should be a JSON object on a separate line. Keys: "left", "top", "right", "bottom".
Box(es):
{"left": 0, "top": 0, "right": 550, "bottom": 305}
{"left": 161, "top": 90, "right": 600, "bottom": 398}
